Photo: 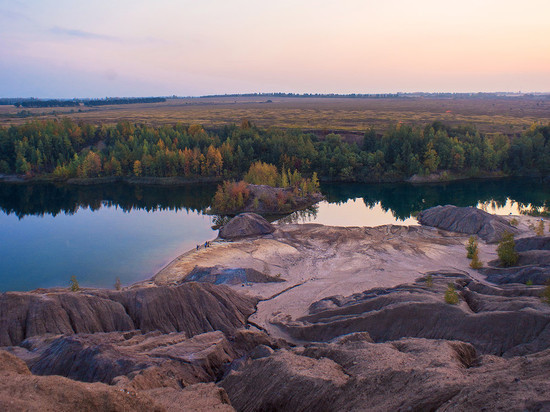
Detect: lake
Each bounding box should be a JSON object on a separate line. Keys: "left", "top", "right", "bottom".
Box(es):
{"left": 0, "top": 177, "right": 548, "bottom": 292}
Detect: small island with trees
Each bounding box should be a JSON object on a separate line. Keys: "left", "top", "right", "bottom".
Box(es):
{"left": 210, "top": 161, "right": 323, "bottom": 215}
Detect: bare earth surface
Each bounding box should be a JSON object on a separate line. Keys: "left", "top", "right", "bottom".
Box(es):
{"left": 153, "top": 214, "right": 541, "bottom": 342}
{"left": 2, "top": 209, "right": 550, "bottom": 411}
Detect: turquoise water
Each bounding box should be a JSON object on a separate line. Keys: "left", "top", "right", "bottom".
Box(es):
{"left": 0, "top": 178, "right": 548, "bottom": 291}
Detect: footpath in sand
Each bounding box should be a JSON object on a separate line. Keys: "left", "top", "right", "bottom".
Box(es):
{"left": 151, "top": 216, "right": 536, "bottom": 341}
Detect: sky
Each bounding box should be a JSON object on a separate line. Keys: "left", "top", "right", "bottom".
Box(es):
{"left": 1, "top": 0, "right": 549, "bottom": 98}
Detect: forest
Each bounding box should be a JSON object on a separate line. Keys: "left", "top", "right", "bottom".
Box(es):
{"left": 0, "top": 118, "right": 549, "bottom": 182}
{"left": 9, "top": 97, "right": 166, "bottom": 108}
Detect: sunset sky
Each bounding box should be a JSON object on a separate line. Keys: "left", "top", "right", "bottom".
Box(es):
{"left": 1, "top": 0, "right": 549, "bottom": 98}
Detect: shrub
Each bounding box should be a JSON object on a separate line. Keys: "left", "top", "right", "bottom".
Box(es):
{"left": 114, "top": 277, "right": 122, "bottom": 291}
{"left": 444, "top": 283, "right": 459, "bottom": 304}
{"left": 70, "top": 275, "right": 80, "bottom": 292}
{"left": 497, "top": 232, "right": 519, "bottom": 267}
{"left": 536, "top": 219, "right": 545, "bottom": 236}
{"left": 526, "top": 279, "right": 533, "bottom": 286}
{"left": 466, "top": 236, "right": 478, "bottom": 259}
{"left": 542, "top": 280, "right": 550, "bottom": 304}
{"left": 469, "top": 249, "right": 483, "bottom": 269}
{"left": 425, "top": 274, "right": 433, "bottom": 287}
{"left": 212, "top": 181, "right": 250, "bottom": 213}
{"left": 509, "top": 218, "right": 518, "bottom": 227}
{"left": 276, "top": 191, "right": 290, "bottom": 211}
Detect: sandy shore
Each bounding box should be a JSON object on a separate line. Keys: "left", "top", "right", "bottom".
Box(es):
{"left": 150, "top": 214, "right": 540, "bottom": 341}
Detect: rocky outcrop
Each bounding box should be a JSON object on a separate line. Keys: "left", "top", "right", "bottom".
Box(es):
{"left": 218, "top": 213, "right": 275, "bottom": 240}
{"left": 183, "top": 266, "right": 285, "bottom": 285}
{"left": 417, "top": 205, "right": 518, "bottom": 242}
{"left": 0, "top": 283, "right": 257, "bottom": 346}
{"left": 273, "top": 273, "right": 550, "bottom": 356}
{"left": 220, "top": 334, "right": 550, "bottom": 412}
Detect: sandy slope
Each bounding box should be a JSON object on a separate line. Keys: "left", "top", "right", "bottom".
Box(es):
{"left": 152, "top": 215, "right": 541, "bottom": 340}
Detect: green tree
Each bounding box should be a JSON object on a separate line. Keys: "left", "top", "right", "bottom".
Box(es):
{"left": 497, "top": 232, "right": 519, "bottom": 267}
{"left": 470, "top": 249, "right": 483, "bottom": 269}
{"left": 466, "top": 236, "right": 478, "bottom": 259}
{"left": 422, "top": 142, "right": 440, "bottom": 174}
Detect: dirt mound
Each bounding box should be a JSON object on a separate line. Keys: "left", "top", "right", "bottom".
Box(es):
{"left": 220, "top": 335, "right": 550, "bottom": 411}
{"left": 482, "top": 236, "right": 550, "bottom": 285}
{"left": 218, "top": 213, "right": 275, "bottom": 240}
{"left": 273, "top": 273, "right": 550, "bottom": 355}
{"left": 488, "top": 250, "right": 550, "bottom": 268}
{"left": 20, "top": 331, "right": 236, "bottom": 387}
{"left": 417, "top": 205, "right": 518, "bottom": 242}
{"left": 0, "top": 350, "right": 162, "bottom": 412}
{"left": 481, "top": 265, "right": 550, "bottom": 285}
{"left": 183, "top": 266, "right": 285, "bottom": 285}
{"left": 515, "top": 236, "right": 550, "bottom": 252}
{"left": 145, "top": 384, "right": 234, "bottom": 412}
{"left": 0, "top": 283, "right": 257, "bottom": 346}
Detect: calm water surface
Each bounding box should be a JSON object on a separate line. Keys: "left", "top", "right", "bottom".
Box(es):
{"left": 0, "top": 178, "right": 548, "bottom": 291}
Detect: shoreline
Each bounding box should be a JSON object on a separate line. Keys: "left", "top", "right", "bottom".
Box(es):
{"left": 1, "top": 171, "right": 546, "bottom": 186}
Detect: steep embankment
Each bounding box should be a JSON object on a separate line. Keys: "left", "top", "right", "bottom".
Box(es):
{"left": 0, "top": 283, "right": 257, "bottom": 347}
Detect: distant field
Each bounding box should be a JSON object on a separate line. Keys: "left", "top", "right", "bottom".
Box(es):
{"left": 1, "top": 96, "right": 549, "bottom": 134}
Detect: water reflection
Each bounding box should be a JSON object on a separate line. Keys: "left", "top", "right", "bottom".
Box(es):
{"left": 0, "top": 182, "right": 216, "bottom": 219}
{"left": 0, "top": 178, "right": 547, "bottom": 221}
{"left": 320, "top": 178, "right": 549, "bottom": 221}
{"left": 278, "top": 178, "right": 549, "bottom": 226}
{"left": 0, "top": 178, "right": 548, "bottom": 291}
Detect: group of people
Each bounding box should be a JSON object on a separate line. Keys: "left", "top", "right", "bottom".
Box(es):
{"left": 196, "top": 241, "right": 212, "bottom": 250}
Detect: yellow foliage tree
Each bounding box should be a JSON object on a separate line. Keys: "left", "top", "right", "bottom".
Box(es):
{"left": 133, "top": 160, "right": 142, "bottom": 177}
{"left": 244, "top": 161, "right": 279, "bottom": 186}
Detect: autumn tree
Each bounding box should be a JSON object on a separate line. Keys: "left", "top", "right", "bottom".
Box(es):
{"left": 133, "top": 160, "right": 142, "bottom": 177}
{"left": 79, "top": 151, "right": 102, "bottom": 178}
{"left": 206, "top": 145, "right": 223, "bottom": 175}
{"left": 244, "top": 161, "right": 279, "bottom": 187}
{"left": 211, "top": 181, "right": 250, "bottom": 213}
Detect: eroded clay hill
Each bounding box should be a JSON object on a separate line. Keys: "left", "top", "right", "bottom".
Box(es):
{"left": 1, "top": 207, "right": 550, "bottom": 411}
{"left": 0, "top": 282, "right": 256, "bottom": 347}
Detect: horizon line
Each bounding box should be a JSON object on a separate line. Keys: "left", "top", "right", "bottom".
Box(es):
{"left": 2, "top": 91, "right": 550, "bottom": 101}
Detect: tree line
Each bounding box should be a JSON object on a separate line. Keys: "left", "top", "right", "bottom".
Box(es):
{"left": 0, "top": 118, "right": 549, "bottom": 181}
{"left": 11, "top": 97, "right": 166, "bottom": 108}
